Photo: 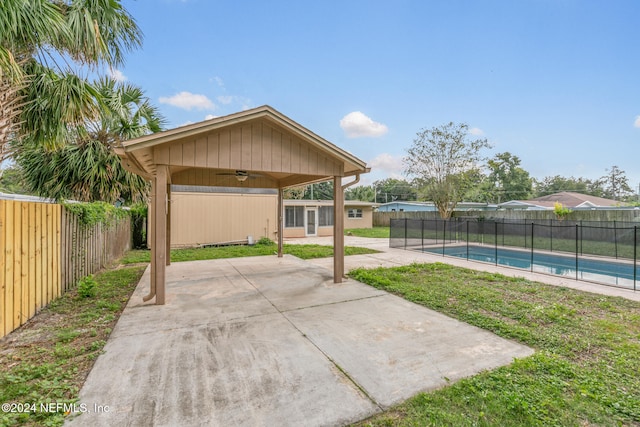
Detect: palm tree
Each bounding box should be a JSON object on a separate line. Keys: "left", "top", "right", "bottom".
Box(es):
{"left": 16, "top": 78, "right": 165, "bottom": 203}
{"left": 0, "top": 0, "right": 142, "bottom": 162}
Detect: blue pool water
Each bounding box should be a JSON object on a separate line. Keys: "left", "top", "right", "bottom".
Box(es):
{"left": 422, "top": 245, "right": 639, "bottom": 289}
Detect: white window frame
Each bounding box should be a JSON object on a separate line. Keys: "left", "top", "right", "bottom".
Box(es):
{"left": 348, "top": 208, "right": 363, "bottom": 219}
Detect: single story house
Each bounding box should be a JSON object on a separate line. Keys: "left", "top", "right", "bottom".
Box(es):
{"left": 376, "top": 201, "right": 496, "bottom": 212}
{"left": 282, "top": 199, "right": 377, "bottom": 238}
{"left": 170, "top": 185, "right": 376, "bottom": 247}
{"left": 498, "top": 192, "right": 627, "bottom": 210}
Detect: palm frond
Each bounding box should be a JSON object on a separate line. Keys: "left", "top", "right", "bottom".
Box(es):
{"left": 63, "top": 0, "right": 142, "bottom": 67}
{"left": 20, "top": 63, "right": 99, "bottom": 149}
{"left": 0, "top": 0, "right": 67, "bottom": 51}
{"left": 14, "top": 78, "right": 161, "bottom": 203}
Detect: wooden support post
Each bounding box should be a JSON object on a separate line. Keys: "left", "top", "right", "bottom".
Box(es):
{"left": 277, "top": 187, "right": 284, "bottom": 257}
{"left": 153, "top": 166, "right": 168, "bottom": 305}
{"left": 333, "top": 176, "right": 344, "bottom": 283}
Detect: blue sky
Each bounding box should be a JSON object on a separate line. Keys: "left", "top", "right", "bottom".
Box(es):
{"left": 114, "top": 0, "right": 640, "bottom": 189}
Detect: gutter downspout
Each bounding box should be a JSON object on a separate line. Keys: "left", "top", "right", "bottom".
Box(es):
{"left": 341, "top": 173, "right": 361, "bottom": 191}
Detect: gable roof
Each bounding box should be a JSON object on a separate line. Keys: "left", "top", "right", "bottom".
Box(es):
{"left": 504, "top": 192, "right": 623, "bottom": 209}
{"left": 117, "top": 105, "right": 369, "bottom": 188}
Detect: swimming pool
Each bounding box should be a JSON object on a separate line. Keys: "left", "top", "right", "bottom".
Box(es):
{"left": 422, "top": 245, "right": 639, "bottom": 290}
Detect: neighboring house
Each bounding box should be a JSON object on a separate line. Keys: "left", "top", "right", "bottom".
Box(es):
{"left": 376, "top": 201, "right": 437, "bottom": 212}
{"left": 376, "top": 201, "right": 496, "bottom": 212}
{"left": 282, "top": 199, "right": 377, "bottom": 238}
{"left": 498, "top": 191, "right": 627, "bottom": 210}
{"left": 170, "top": 185, "right": 376, "bottom": 246}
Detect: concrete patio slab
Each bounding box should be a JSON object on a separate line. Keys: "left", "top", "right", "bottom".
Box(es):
{"left": 68, "top": 313, "right": 376, "bottom": 426}
{"left": 232, "top": 256, "right": 387, "bottom": 312}
{"left": 66, "top": 254, "right": 533, "bottom": 427}
{"left": 286, "top": 294, "right": 531, "bottom": 408}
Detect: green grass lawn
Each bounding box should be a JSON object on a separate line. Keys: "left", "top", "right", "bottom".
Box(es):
{"left": 345, "top": 226, "right": 390, "bottom": 238}
{"left": 350, "top": 263, "right": 640, "bottom": 426}
{"left": 0, "top": 266, "right": 147, "bottom": 427}
{"left": 120, "top": 242, "right": 379, "bottom": 264}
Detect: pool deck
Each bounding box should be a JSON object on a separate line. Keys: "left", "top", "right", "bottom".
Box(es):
{"left": 291, "top": 236, "right": 640, "bottom": 302}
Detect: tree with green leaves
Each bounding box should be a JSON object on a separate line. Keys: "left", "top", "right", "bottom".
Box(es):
{"left": 372, "top": 178, "right": 417, "bottom": 202}
{"left": 459, "top": 168, "right": 492, "bottom": 203}
{"left": 404, "top": 122, "right": 491, "bottom": 218}
{"left": 303, "top": 181, "right": 334, "bottom": 200}
{"left": 0, "top": 0, "right": 142, "bottom": 163}
{"left": 283, "top": 186, "right": 306, "bottom": 199}
{"left": 534, "top": 175, "right": 595, "bottom": 197}
{"left": 0, "top": 163, "right": 29, "bottom": 194}
{"left": 599, "top": 165, "right": 634, "bottom": 201}
{"left": 486, "top": 152, "right": 532, "bottom": 203}
{"left": 16, "top": 78, "right": 164, "bottom": 203}
{"left": 345, "top": 185, "right": 375, "bottom": 202}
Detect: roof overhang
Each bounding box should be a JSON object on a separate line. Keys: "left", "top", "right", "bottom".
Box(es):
{"left": 117, "top": 105, "right": 369, "bottom": 189}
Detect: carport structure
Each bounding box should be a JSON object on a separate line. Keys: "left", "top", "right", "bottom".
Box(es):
{"left": 116, "top": 105, "right": 369, "bottom": 304}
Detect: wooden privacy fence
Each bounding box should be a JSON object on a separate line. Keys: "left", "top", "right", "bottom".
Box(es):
{"left": 1, "top": 200, "right": 131, "bottom": 339}
{"left": 60, "top": 208, "right": 131, "bottom": 293}
{"left": 373, "top": 209, "right": 640, "bottom": 227}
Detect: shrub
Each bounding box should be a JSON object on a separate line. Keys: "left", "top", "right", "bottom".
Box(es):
{"left": 256, "top": 237, "right": 275, "bottom": 246}
{"left": 77, "top": 275, "right": 97, "bottom": 298}
{"left": 553, "top": 202, "right": 572, "bottom": 220}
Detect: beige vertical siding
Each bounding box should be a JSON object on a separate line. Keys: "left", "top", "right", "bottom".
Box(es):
{"left": 170, "top": 192, "right": 278, "bottom": 246}
{"left": 170, "top": 193, "right": 374, "bottom": 244}
{"left": 154, "top": 120, "right": 343, "bottom": 178}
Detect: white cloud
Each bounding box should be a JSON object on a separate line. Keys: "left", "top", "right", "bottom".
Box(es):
{"left": 109, "top": 68, "right": 127, "bottom": 82}
{"left": 369, "top": 153, "right": 404, "bottom": 175}
{"left": 159, "top": 91, "right": 215, "bottom": 110}
{"left": 340, "top": 111, "right": 388, "bottom": 138}
{"left": 217, "top": 95, "right": 233, "bottom": 105}
{"left": 204, "top": 114, "right": 218, "bottom": 120}
{"left": 634, "top": 115, "right": 640, "bottom": 128}
{"left": 469, "top": 127, "right": 484, "bottom": 136}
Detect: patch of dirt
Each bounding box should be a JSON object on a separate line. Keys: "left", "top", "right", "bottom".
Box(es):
{"left": 0, "top": 312, "right": 64, "bottom": 355}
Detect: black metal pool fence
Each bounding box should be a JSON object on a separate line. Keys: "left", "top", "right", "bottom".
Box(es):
{"left": 390, "top": 217, "right": 639, "bottom": 291}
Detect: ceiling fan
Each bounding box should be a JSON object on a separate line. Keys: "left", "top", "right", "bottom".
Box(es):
{"left": 216, "top": 170, "right": 262, "bottom": 182}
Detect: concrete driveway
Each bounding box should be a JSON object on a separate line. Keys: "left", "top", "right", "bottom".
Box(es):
{"left": 67, "top": 254, "right": 532, "bottom": 427}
